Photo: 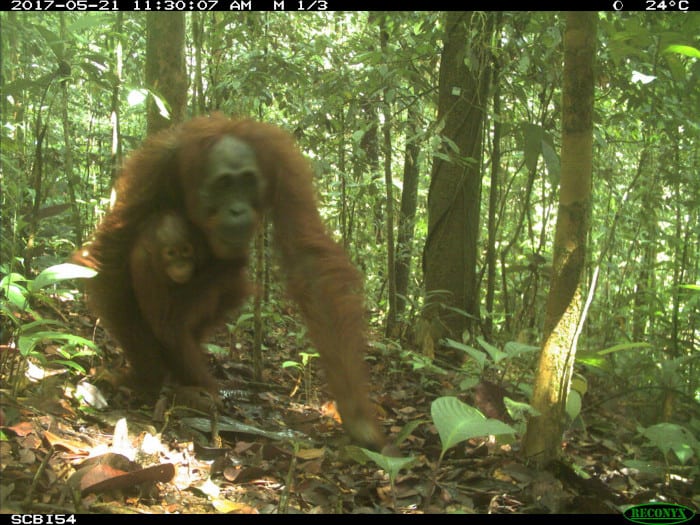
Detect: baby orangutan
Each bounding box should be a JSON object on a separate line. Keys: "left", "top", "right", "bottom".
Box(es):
{"left": 133, "top": 211, "right": 199, "bottom": 285}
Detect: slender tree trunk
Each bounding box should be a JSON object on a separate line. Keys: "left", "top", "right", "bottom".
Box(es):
{"left": 109, "top": 12, "right": 123, "bottom": 189}
{"left": 485, "top": 21, "right": 502, "bottom": 337}
{"left": 192, "top": 13, "right": 206, "bottom": 116}
{"left": 24, "top": 113, "right": 48, "bottom": 275}
{"left": 252, "top": 221, "right": 265, "bottom": 382}
{"left": 523, "top": 12, "right": 596, "bottom": 465}
{"left": 57, "top": 14, "right": 82, "bottom": 248}
{"left": 395, "top": 102, "right": 420, "bottom": 318}
{"left": 378, "top": 19, "right": 397, "bottom": 335}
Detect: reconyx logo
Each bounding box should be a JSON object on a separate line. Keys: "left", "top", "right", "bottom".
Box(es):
{"left": 624, "top": 503, "right": 696, "bottom": 525}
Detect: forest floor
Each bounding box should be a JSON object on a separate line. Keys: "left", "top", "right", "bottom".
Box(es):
{"left": 0, "top": 299, "right": 697, "bottom": 515}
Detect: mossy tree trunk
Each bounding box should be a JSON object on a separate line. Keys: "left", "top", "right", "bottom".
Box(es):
{"left": 523, "top": 12, "right": 596, "bottom": 465}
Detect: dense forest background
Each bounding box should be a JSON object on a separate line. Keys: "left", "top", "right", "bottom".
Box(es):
{"left": 0, "top": 11, "right": 698, "bottom": 514}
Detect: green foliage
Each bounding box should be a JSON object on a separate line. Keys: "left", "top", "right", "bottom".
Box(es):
{"left": 1, "top": 263, "right": 99, "bottom": 381}
{"left": 29, "top": 263, "right": 96, "bottom": 292}
{"left": 1, "top": 263, "right": 95, "bottom": 323}
{"left": 639, "top": 422, "right": 700, "bottom": 465}
{"left": 444, "top": 337, "right": 540, "bottom": 373}
{"left": 360, "top": 448, "right": 416, "bottom": 481}
{"left": 503, "top": 397, "right": 540, "bottom": 425}
{"left": 282, "top": 350, "right": 320, "bottom": 405}
{"left": 430, "top": 396, "right": 515, "bottom": 462}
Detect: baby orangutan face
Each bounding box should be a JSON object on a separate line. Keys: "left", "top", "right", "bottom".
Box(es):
{"left": 151, "top": 213, "right": 196, "bottom": 284}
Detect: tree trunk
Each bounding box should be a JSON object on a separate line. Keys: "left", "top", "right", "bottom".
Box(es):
{"left": 423, "top": 12, "right": 493, "bottom": 344}
{"left": 58, "top": 14, "right": 83, "bottom": 248}
{"left": 485, "top": 18, "right": 502, "bottom": 337}
{"left": 395, "top": 102, "right": 420, "bottom": 319}
{"left": 109, "top": 13, "right": 124, "bottom": 185}
{"left": 146, "top": 13, "right": 187, "bottom": 134}
{"left": 523, "top": 12, "right": 596, "bottom": 465}
{"left": 192, "top": 13, "right": 206, "bottom": 116}
{"left": 379, "top": 18, "right": 397, "bottom": 336}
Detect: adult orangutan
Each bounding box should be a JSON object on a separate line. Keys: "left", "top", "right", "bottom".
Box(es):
{"left": 76, "top": 115, "right": 385, "bottom": 450}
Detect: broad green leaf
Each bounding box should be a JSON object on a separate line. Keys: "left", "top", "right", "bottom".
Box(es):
{"left": 642, "top": 423, "right": 699, "bottom": 465}
{"left": 459, "top": 376, "right": 480, "bottom": 391}
{"left": 431, "top": 397, "right": 515, "bottom": 458}
{"left": 0, "top": 273, "right": 28, "bottom": 287}
{"left": 30, "top": 263, "right": 97, "bottom": 292}
{"left": 565, "top": 390, "right": 582, "bottom": 421}
{"left": 442, "top": 339, "right": 486, "bottom": 369}
{"left": 3, "top": 282, "right": 29, "bottom": 310}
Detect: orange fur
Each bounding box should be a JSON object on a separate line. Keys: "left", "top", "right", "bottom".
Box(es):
{"left": 74, "top": 115, "right": 384, "bottom": 450}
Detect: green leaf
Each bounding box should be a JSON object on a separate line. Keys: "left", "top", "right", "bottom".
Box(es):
{"left": 503, "top": 397, "right": 539, "bottom": 421}
{"left": 360, "top": 448, "right": 416, "bottom": 483}
{"left": 442, "top": 339, "right": 486, "bottom": 369}
{"left": 541, "top": 139, "right": 560, "bottom": 182}
{"left": 523, "top": 123, "right": 544, "bottom": 172}
{"left": 596, "top": 342, "right": 652, "bottom": 355}
{"left": 431, "top": 397, "right": 516, "bottom": 459}
{"left": 53, "top": 360, "right": 87, "bottom": 373}
{"left": 459, "top": 376, "right": 480, "bottom": 391}
{"left": 663, "top": 44, "right": 700, "bottom": 58}
{"left": 393, "top": 419, "right": 426, "bottom": 447}
{"left": 565, "top": 390, "right": 582, "bottom": 421}
{"left": 641, "top": 423, "right": 699, "bottom": 464}
{"left": 0, "top": 273, "right": 28, "bottom": 287}
{"left": 621, "top": 459, "right": 665, "bottom": 476}
{"left": 19, "top": 319, "right": 65, "bottom": 333}
{"left": 477, "top": 336, "right": 508, "bottom": 363}
{"left": 204, "top": 343, "right": 228, "bottom": 356}
{"left": 30, "top": 263, "right": 97, "bottom": 292}
{"left": 235, "top": 313, "right": 254, "bottom": 324}
{"left": 503, "top": 341, "right": 540, "bottom": 357}
{"left": 18, "top": 331, "right": 98, "bottom": 358}
{"left": 2, "top": 282, "right": 29, "bottom": 311}
{"left": 575, "top": 353, "right": 612, "bottom": 371}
